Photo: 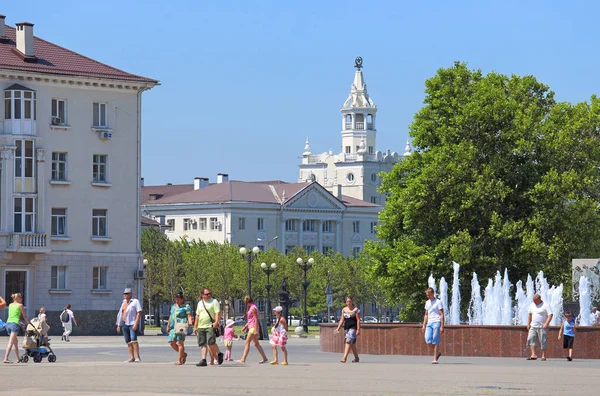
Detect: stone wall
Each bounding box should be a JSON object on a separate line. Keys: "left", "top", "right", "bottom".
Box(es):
{"left": 45, "top": 310, "right": 119, "bottom": 336}
{"left": 320, "top": 323, "right": 600, "bottom": 359}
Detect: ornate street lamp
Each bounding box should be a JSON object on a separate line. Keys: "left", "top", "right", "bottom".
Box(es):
{"left": 261, "top": 262, "right": 277, "bottom": 324}
{"left": 297, "top": 257, "right": 314, "bottom": 333}
{"left": 239, "top": 246, "right": 260, "bottom": 297}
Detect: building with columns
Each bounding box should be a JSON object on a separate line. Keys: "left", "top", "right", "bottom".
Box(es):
{"left": 298, "top": 57, "right": 411, "bottom": 205}
{"left": 0, "top": 15, "right": 157, "bottom": 332}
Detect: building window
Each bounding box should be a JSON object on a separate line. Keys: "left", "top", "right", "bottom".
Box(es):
{"left": 210, "top": 217, "right": 219, "bottom": 231}
{"left": 285, "top": 245, "right": 294, "bottom": 254}
{"left": 183, "top": 218, "right": 192, "bottom": 231}
{"left": 92, "top": 267, "right": 108, "bottom": 290}
{"left": 345, "top": 146, "right": 351, "bottom": 154}
{"left": 166, "top": 219, "right": 175, "bottom": 231}
{"left": 51, "top": 98, "right": 67, "bottom": 124}
{"left": 14, "top": 197, "right": 35, "bottom": 233}
{"left": 199, "top": 218, "right": 207, "bottom": 231}
{"left": 368, "top": 146, "right": 374, "bottom": 154}
{"left": 322, "top": 246, "right": 333, "bottom": 255}
{"left": 370, "top": 196, "right": 378, "bottom": 204}
{"left": 285, "top": 219, "right": 296, "bottom": 232}
{"left": 370, "top": 222, "right": 377, "bottom": 234}
{"left": 302, "top": 220, "right": 316, "bottom": 232}
{"left": 352, "top": 246, "right": 361, "bottom": 258}
{"left": 352, "top": 221, "right": 360, "bottom": 233}
{"left": 322, "top": 220, "right": 333, "bottom": 233}
{"left": 238, "top": 217, "right": 246, "bottom": 230}
{"left": 346, "top": 172, "right": 355, "bottom": 184}
{"left": 51, "top": 208, "right": 67, "bottom": 236}
{"left": 305, "top": 245, "right": 315, "bottom": 254}
{"left": 51, "top": 266, "right": 67, "bottom": 290}
{"left": 15, "top": 140, "right": 35, "bottom": 179}
{"left": 257, "top": 218, "right": 264, "bottom": 231}
{"left": 51, "top": 152, "right": 67, "bottom": 181}
{"left": 370, "top": 173, "right": 378, "bottom": 183}
{"left": 93, "top": 102, "right": 108, "bottom": 127}
{"left": 4, "top": 89, "right": 36, "bottom": 120}
{"left": 92, "top": 154, "right": 107, "bottom": 183}
{"left": 92, "top": 209, "right": 107, "bottom": 237}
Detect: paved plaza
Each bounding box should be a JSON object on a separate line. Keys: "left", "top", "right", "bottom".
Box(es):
{"left": 0, "top": 334, "right": 598, "bottom": 395}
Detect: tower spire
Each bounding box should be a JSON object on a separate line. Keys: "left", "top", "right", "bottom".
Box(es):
{"left": 302, "top": 137, "right": 312, "bottom": 156}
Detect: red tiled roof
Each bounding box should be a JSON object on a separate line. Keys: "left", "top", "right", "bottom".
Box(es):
{"left": 140, "top": 215, "right": 160, "bottom": 226}
{"left": 0, "top": 25, "right": 157, "bottom": 84}
{"left": 141, "top": 184, "right": 194, "bottom": 205}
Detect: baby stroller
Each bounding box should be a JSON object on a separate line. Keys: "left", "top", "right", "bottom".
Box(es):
{"left": 20, "top": 317, "right": 56, "bottom": 363}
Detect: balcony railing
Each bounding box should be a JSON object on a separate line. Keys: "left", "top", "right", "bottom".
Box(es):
{"left": 7, "top": 233, "right": 49, "bottom": 252}
{"left": 344, "top": 122, "right": 374, "bottom": 130}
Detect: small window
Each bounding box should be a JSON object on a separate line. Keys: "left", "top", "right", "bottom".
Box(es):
{"left": 166, "top": 219, "right": 175, "bottom": 231}
{"left": 210, "top": 217, "right": 219, "bottom": 231}
{"left": 345, "top": 146, "right": 351, "bottom": 154}
{"left": 51, "top": 99, "right": 67, "bottom": 124}
{"left": 51, "top": 152, "right": 67, "bottom": 181}
{"left": 257, "top": 218, "right": 264, "bottom": 231}
{"left": 93, "top": 267, "right": 108, "bottom": 290}
{"left": 370, "top": 173, "right": 377, "bottom": 183}
{"left": 238, "top": 217, "right": 246, "bottom": 230}
{"left": 92, "top": 154, "right": 108, "bottom": 183}
{"left": 199, "top": 218, "right": 207, "bottom": 231}
{"left": 352, "top": 246, "right": 361, "bottom": 258}
{"left": 51, "top": 266, "right": 67, "bottom": 289}
{"left": 368, "top": 146, "right": 374, "bottom": 154}
{"left": 370, "top": 222, "right": 377, "bottom": 234}
{"left": 322, "top": 246, "right": 333, "bottom": 255}
{"left": 92, "top": 209, "right": 107, "bottom": 237}
{"left": 285, "top": 219, "right": 296, "bottom": 232}
{"left": 51, "top": 208, "right": 67, "bottom": 236}
{"left": 346, "top": 172, "right": 355, "bottom": 184}
{"left": 370, "top": 196, "right": 378, "bottom": 204}
{"left": 306, "top": 246, "right": 316, "bottom": 254}
{"left": 93, "top": 102, "right": 108, "bottom": 127}
{"left": 183, "top": 218, "right": 192, "bottom": 231}
{"left": 302, "top": 220, "right": 316, "bottom": 232}
{"left": 352, "top": 221, "right": 360, "bottom": 233}
{"left": 322, "top": 220, "right": 333, "bottom": 232}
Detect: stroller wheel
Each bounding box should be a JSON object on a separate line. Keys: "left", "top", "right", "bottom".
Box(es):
{"left": 33, "top": 354, "right": 42, "bottom": 363}
{"left": 48, "top": 354, "right": 56, "bottom": 363}
{"left": 20, "top": 355, "right": 29, "bottom": 363}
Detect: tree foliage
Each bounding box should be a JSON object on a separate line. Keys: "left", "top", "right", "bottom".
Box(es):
{"left": 367, "top": 62, "right": 600, "bottom": 320}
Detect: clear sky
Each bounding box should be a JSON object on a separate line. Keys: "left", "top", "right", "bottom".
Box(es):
{"left": 3, "top": 1, "right": 599, "bottom": 186}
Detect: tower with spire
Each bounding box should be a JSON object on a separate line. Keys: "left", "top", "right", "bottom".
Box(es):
{"left": 298, "top": 57, "right": 411, "bottom": 204}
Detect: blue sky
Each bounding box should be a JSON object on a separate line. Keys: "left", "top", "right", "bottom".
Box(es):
{"left": 3, "top": 1, "right": 599, "bottom": 185}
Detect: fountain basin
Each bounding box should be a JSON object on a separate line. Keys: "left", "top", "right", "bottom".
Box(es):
{"left": 320, "top": 323, "right": 600, "bottom": 359}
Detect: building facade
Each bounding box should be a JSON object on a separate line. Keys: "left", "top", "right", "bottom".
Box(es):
{"left": 298, "top": 57, "right": 411, "bottom": 205}
{"left": 0, "top": 16, "right": 157, "bottom": 333}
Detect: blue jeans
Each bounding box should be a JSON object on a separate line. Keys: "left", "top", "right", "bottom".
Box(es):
{"left": 122, "top": 324, "right": 138, "bottom": 344}
{"left": 5, "top": 322, "right": 20, "bottom": 335}
{"left": 424, "top": 322, "right": 441, "bottom": 345}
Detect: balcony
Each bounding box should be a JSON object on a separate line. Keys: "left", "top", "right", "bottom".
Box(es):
{"left": 6, "top": 233, "right": 50, "bottom": 253}
{"left": 344, "top": 122, "right": 374, "bottom": 131}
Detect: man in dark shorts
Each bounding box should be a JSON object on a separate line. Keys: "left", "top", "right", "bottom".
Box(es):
{"left": 193, "top": 288, "right": 223, "bottom": 367}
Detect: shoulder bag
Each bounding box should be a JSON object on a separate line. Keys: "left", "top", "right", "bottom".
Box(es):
{"left": 202, "top": 300, "right": 222, "bottom": 337}
{"left": 172, "top": 305, "right": 189, "bottom": 335}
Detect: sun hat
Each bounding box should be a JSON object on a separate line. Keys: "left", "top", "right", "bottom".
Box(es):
{"left": 123, "top": 287, "right": 132, "bottom": 294}
{"left": 273, "top": 306, "right": 283, "bottom": 312}
{"left": 226, "top": 319, "right": 235, "bottom": 327}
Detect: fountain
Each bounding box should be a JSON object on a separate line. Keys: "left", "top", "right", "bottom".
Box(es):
{"left": 449, "top": 262, "right": 461, "bottom": 325}
{"left": 438, "top": 277, "right": 449, "bottom": 323}
{"left": 578, "top": 276, "right": 592, "bottom": 326}
{"left": 468, "top": 272, "right": 482, "bottom": 325}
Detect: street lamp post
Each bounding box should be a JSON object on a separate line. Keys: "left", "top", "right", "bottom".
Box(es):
{"left": 239, "top": 246, "right": 260, "bottom": 297}
{"left": 296, "top": 257, "right": 314, "bottom": 333}
{"left": 261, "top": 262, "right": 277, "bottom": 324}
{"left": 257, "top": 236, "right": 278, "bottom": 251}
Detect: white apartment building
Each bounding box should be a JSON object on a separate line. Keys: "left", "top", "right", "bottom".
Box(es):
{"left": 141, "top": 177, "right": 381, "bottom": 256}
{"left": 0, "top": 16, "right": 157, "bottom": 333}
{"left": 298, "top": 57, "right": 412, "bottom": 205}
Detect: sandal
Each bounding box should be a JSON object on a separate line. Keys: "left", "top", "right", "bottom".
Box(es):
{"left": 340, "top": 359, "right": 346, "bottom": 363}
{"left": 269, "top": 361, "right": 278, "bottom": 365}
{"left": 526, "top": 357, "right": 537, "bottom": 360}
{"left": 281, "top": 362, "right": 289, "bottom": 366}
{"left": 431, "top": 361, "right": 438, "bottom": 364}
{"left": 174, "top": 361, "right": 182, "bottom": 365}
{"left": 3, "top": 360, "right": 13, "bottom": 364}
{"left": 235, "top": 360, "right": 246, "bottom": 364}
{"left": 258, "top": 359, "right": 268, "bottom": 364}
{"left": 352, "top": 358, "right": 360, "bottom": 363}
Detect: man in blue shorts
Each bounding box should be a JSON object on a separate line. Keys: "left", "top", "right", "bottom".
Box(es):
{"left": 421, "top": 287, "right": 444, "bottom": 364}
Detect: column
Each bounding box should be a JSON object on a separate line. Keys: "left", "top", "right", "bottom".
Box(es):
{"left": 317, "top": 220, "right": 323, "bottom": 254}
{"left": 281, "top": 218, "right": 286, "bottom": 253}
{"left": 351, "top": 114, "right": 356, "bottom": 130}
{"left": 36, "top": 148, "right": 47, "bottom": 233}
{"left": 299, "top": 219, "right": 304, "bottom": 247}
{"left": 0, "top": 146, "right": 16, "bottom": 231}
{"left": 335, "top": 220, "right": 342, "bottom": 254}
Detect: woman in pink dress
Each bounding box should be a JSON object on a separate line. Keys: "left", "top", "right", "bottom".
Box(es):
{"left": 236, "top": 296, "right": 268, "bottom": 364}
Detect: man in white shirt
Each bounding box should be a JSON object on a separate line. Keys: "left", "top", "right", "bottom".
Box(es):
{"left": 592, "top": 307, "right": 600, "bottom": 325}
{"left": 526, "top": 293, "right": 553, "bottom": 361}
{"left": 421, "top": 287, "right": 444, "bottom": 364}
{"left": 60, "top": 304, "right": 78, "bottom": 342}
{"left": 116, "top": 287, "right": 142, "bottom": 363}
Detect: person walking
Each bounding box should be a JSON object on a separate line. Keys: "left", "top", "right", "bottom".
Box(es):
{"left": 269, "top": 306, "right": 289, "bottom": 365}
{"left": 526, "top": 293, "right": 553, "bottom": 361}
{"left": 60, "top": 304, "right": 77, "bottom": 342}
{"left": 3, "top": 293, "right": 30, "bottom": 363}
{"left": 557, "top": 311, "right": 576, "bottom": 361}
{"left": 167, "top": 291, "right": 193, "bottom": 365}
{"left": 116, "top": 287, "right": 142, "bottom": 363}
{"left": 422, "top": 287, "right": 444, "bottom": 364}
{"left": 223, "top": 319, "right": 235, "bottom": 361}
{"left": 335, "top": 296, "right": 361, "bottom": 363}
{"left": 236, "top": 295, "right": 268, "bottom": 364}
{"left": 194, "top": 288, "right": 224, "bottom": 367}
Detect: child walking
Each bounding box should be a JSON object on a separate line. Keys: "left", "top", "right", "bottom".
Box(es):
{"left": 223, "top": 319, "right": 235, "bottom": 361}
{"left": 269, "top": 306, "right": 288, "bottom": 365}
{"left": 558, "top": 311, "right": 576, "bottom": 361}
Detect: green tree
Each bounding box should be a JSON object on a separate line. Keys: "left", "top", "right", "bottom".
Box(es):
{"left": 367, "top": 62, "right": 600, "bottom": 320}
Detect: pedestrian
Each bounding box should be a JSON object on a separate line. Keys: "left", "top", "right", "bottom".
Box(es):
{"left": 236, "top": 295, "right": 268, "bottom": 364}
{"left": 557, "top": 311, "right": 576, "bottom": 361}
{"left": 3, "top": 293, "right": 30, "bottom": 363}
{"left": 422, "top": 287, "right": 444, "bottom": 364}
{"left": 593, "top": 307, "right": 600, "bottom": 325}
{"left": 193, "top": 288, "right": 224, "bottom": 367}
{"left": 335, "top": 296, "right": 360, "bottom": 363}
{"left": 223, "top": 318, "right": 235, "bottom": 361}
{"left": 60, "top": 304, "right": 78, "bottom": 342}
{"left": 269, "top": 306, "right": 289, "bottom": 365}
{"left": 116, "top": 287, "right": 142, "bottom": 363}
{"left": 38, "top": 307, "right": 47, "bottom": 322}
{"left": 526, "top": 293, "right": 553, "bottom": 361}
{"left": 167, "top": 291, "right": 193, "bottom": 365}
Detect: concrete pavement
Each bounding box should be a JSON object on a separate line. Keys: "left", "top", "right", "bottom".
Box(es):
{"left": 1, "top": 334, "right": 598, "bottom": 395}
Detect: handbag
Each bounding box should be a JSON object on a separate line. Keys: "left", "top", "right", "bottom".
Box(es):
{"left": 202, "top": 300, "right": 222, "bottom": 337}
{"left": 174, "top": 319, "right": 188, "bottom": 335}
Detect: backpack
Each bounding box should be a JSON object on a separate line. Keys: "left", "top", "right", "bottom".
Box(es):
{"left": 60, "top": 310, "right": 70, "bottom": 323}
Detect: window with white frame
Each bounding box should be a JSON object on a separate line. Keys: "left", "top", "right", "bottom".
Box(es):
{"left": 370, "top": 196, "right": 378, "bottom": 204}
{"left": 51, "top": 98, "right": 67, "bottom": 124}
{"left": 51, "top": 208, "right": 67, "bottom": 236}
{"left": 352, "top": 221, "right": 360, "bottom": 233}
{"left": 166, "top": 219, "right": 175, "bottom": 231}
{"left": 14, "top": 139, "right": 35, "bottom": 180}
{"left": 305, "top": 245, "right": 316, "bottom": 254}
{"left": 322, "top": 246, "right": 333, "bottom": 255}
{"left": 51, "top": 152, "right": 67, "bottom": 181}
{"left": 51, "top": 266, "right": 67, "bottom": 289}
{"left": 4, "top": 88, "right": 36, "bottom": 120}
{"left": 285, "top": 219, "right": 296, "bottom": 232}
{"left": 14, "top": 197, "right": 35, "bottom": 233}
{"left": 370, "top": 222, "right": 377, "bottom": 234}
{"left": 183, "top": 218, "right": 192, "bottom": 231}
{"left": 257, "top": 218, "right": 264, "bottom": 230}
{"left": 345, "top": 146, "right": 351, "bottom": 154}
{"left": 92, "top": 267, "right": 108, "bottom": 290}
{"left": 303, "top": 220, "right": 316, "bottom": 232}
{"left": 92, "top": 154, "right": 107, "bottom": 183}
{"left": 199, "top": 218, "right": 207, "bottom": 231}
{"left": 368, "top": 146, "right": 374, "bottom": 154}
{"left": 92, "top": 209, "right": 107, "bottom": 237}
{"left": 238, "top": 217, "right": 245, "bottom": 230}
{"left": 322, "top": 220, "right": 333, "bottom": 232}
{"left": 210, "top": 217, "right": 219, "bottom": 231}
{"left": 352, "top": 246, "right": 361, "bottom": 258}
{"left": 93, "top": 102, "right": 108, "bottom": 127}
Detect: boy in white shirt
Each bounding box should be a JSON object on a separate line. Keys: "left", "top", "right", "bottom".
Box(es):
{"left": 421, "top": 287, "right": 445, "bottom": 364}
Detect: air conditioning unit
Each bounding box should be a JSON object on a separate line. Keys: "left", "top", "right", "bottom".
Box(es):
{"left": 99, "top": 131, "right": 112, "bottom": 140}
{"left": 51, "top": 116, "right": 61, "bottom": 125}
{"left": 134, "top": 269, "right": 146, "bottom": 279}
